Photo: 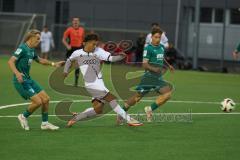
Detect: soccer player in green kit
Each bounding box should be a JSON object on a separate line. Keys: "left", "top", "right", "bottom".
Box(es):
{"left": 117, "top": 29, "right": 174, "bottom": 123}
{"left": 232, "top": 42, "right": 240, "bottom": 60}
{"left": 8, "top": 29, "right": 65, "bottom": 131}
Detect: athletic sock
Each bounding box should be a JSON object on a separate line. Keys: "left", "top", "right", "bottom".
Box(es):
{"left": 74, "top": 107, "right": 97, "bottom": 121}
{"left": 42, "top": 112, "right": 48, "bottom": 122}
{"left": 23, "top": 109, "right": 32, "bottom": 118}
{"left": 150, "top": 102, "right": 159, "bottom": 111}
{"left": 109, "top": 100, "right": 131, "bottom": 122}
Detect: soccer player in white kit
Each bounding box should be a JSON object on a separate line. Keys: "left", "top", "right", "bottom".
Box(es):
{"left": 145, "top": 22, "right": 169, "bottom": 48}
{"left": 63, "top": 33, "right": 143, "bottom": 127}
{"left": 40, "top": 26, "right": 54, "bottom": 59}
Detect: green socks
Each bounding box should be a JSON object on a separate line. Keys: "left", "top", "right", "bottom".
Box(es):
{"left": 23, "top": 109, "right": 32, "bottom": 118}
{"left": 23, "top": 110, "right": 49, "bottom": 122}
{"left": 150, "top": 102, "right": 159, "bottom": 111}
{"left": 42, "top": 112, "right": 48, "bottom": 122}
{"left": 122, "top": 106, "right": 129, "bottom": 111}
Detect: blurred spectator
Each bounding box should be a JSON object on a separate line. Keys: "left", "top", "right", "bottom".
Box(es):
{"left": 232, "top": 42, "right": 240, "bottom": 60}
{"left": 145, "top": 22, "right": 169, "bottom": 49}
{"left": 62, "top": 17, "right": 85, "bottom": 87}
{"left": 165, "top": 43, "right": 192, "bottom": 70}
{"left": 135, "top": 33, "right": 145, "bottom": 64}
{"left": 40, "top": 26, "right": 54, "bottom": 60}
{"left": 165, "top": 43, "right": 177, "bottom": 65}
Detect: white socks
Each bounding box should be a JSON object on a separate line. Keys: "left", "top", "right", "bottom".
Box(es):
{"left": 109, "top": 100, "right": 131, "bottom": 122}
{"left": 74, "top": 101, "right": 131, "bottom": 122}
{"left": 74, "top": 107, "right": 97, "bottom": 121}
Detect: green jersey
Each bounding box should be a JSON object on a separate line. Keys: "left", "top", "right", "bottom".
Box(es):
{"left": 12, "top": 43, "right": 39, "bottom": 81}
{"left": 236, "top": 42, "right": 240, "bottom": 53}
{"left": 143, "top": 43, "right": 165, "bottom": 76}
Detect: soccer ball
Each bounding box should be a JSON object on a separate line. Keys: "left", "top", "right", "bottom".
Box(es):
{"left": 220, "top": 98, "right": 236, "bottom": 112}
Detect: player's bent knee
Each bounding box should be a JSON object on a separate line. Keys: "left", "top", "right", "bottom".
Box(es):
{"left": 155, "top": 91, "right": 172, "bottom": 105}
{"left": 32, "top": 98, "right": 43, "bottom": 106}
{"left": 42, "top": 97, "right": 50, "bottom": 105}
{"left": 94, "top": 107, "right": 103, "bottom": 114}
{"left": 92, "top": 99, "right": 104, "bottom": 114}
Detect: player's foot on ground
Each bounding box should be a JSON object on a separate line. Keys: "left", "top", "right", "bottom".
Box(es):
{"left": 18, "top": 114, "right": 30, "bottom": 131}
{"left": 127, "top": 118, "right": 143, "bottom": 126}
{"left": 144, "top": 106, "right": 153, "bottom": 122}
{"left": 116, "top": 114, "right": 124, "bottom": 125}
{"left": 41, "top": 122, "right": 59, "bottom": 130}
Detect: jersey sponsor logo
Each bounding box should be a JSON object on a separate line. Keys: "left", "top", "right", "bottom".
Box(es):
{"left": 15, "top": 48, "right": 22, "bottom": 55}
{"left": 82, "top": 59, "right": 99, "bottom": 65}
{"left": 157, "top": 54, "right": 164, "bottom": 59}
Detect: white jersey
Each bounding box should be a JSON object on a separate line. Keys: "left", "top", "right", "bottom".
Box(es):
{"left": 68, "top": 47, "right": 111, "bottom": 86}
{"left": 145, "top": 32, "right": 169, "bottom": 48}
{"left": 66, "top": 47, "right": 112, "bottom": 100}
{"left": 40, "top": 31, "right": 54, "bottom": 53}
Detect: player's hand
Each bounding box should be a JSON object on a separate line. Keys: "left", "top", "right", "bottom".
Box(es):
{"left": 63, "top": 72, "right": 68, "bottom": 78}
{"left": 54, "top": 61, "right": 65, "bottom": 67}
{"left": 16, "top": 72, "right": 24, "bottom": 83}
{"left": 67, "top": 45, "right": 72, "bottom": 50}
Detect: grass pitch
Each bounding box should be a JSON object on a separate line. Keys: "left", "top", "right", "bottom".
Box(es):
{"left": 0, "top": 55, "right": 240, "bottom": 160}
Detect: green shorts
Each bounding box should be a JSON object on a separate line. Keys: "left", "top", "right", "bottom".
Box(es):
{"left": 13, "top": 78, "right": 43, "bottom": 100}
{"left": 136, "top": 74, "right": 172, "bottom": 96}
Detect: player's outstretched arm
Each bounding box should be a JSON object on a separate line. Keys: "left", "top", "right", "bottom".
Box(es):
{"left": 108, "top": 52, "right": 126, "bottom": 62}
{"left": 38, "top": 57, "right": 65, "bottom": 67}
{"left": 7, "top": 56, "right": 24, "bottom": 83}
{"left": 63, "top": 58, "right": 73, "bottom": 78}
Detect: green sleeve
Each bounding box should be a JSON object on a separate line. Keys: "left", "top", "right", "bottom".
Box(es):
{"left": 12, "top": 47, "right": 24, "bottom": 60}
{"left": 143, "top": 46, "right": 152, "bottom": 60}
{"left": 236, "top": 43, "right": 240, "bottom": 52}
{"left": 33, "top": 52, "right": 40, "bottom": 62}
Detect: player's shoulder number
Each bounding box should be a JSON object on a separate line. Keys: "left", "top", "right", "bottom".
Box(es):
{"left": 143, "top": 50, "right": 147, "bottom": 57}
{"left": 15, "top": 48, "right": 22, "bottom": 55}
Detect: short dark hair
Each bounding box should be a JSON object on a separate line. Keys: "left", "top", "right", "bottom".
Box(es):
{"left": 151, "top": 28, "right": 163, "bottom": 36}
{"left": 84, "top": 33, "right": 99, "bottom": 42}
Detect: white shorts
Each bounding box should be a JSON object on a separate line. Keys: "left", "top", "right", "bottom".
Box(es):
{"left": 41, "top": 43, "right": 50, "bottom": 53}
{"left": 85, "top": 79, "right": 109, "bottom": 102}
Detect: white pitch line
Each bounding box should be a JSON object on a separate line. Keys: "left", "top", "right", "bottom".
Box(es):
{"left": 0, "top": 99, "right": 229, "bottom": 111}
{"left": 0, "top": 112, "right": 240, "bottom": 118}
